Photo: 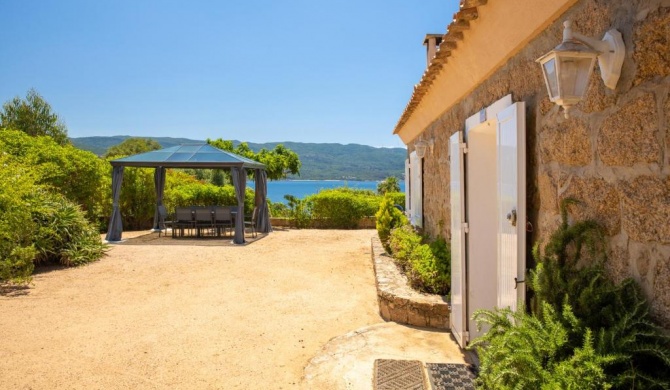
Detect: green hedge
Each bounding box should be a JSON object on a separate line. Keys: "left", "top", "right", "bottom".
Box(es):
{"left": 0, "top": 153, "right": 106, "bottom": 283}
{"left": 388, "top": 224, "right": 450, "bottom": 295}
{"left": 307, "top": 188, "right": 380, "bottom": 229}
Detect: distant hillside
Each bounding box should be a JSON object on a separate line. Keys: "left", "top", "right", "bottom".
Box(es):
{"left": 70, "top": 136, "right": 406, "bottom": 181}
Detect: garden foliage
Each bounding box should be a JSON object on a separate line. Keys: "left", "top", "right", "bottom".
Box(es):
{"left": 0, "top": 152, "right": 106, "bottom": 283}
{"left": 308, "top": 188, "right": 379, "bottom": 229}
{"left": 388, "top": 224, "right": 450, "bottom": 295}
{"left": 472, "top": 199, "right": 670, "bottom": 389}
{"left": 376, "top": 193, "right": 407, "bottom": 251}
{"left": 0, "top": 128, "right": 110, "bottom": 224}
{"left": 282, "top": 195, "right": 312, "bottom": 229}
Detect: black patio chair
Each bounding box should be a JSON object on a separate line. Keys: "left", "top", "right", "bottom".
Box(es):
{"left": 213, "top": 206, "right": 233, "bottom": 237}
{"left": 174, "top": 207, "right": 195, "bottom": 237}
{"left": 244, "top": 207, "right": 258, "bottom": 238}
{"left": 194, "top": 208, "right": 214, "bottom": 237}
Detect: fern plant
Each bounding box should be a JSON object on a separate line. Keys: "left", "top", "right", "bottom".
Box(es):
{"left": 530, "top": 198, "right": 670, "bottom": 389}
{"left": 471, "top": 302, "right": 617, "bottom": 389}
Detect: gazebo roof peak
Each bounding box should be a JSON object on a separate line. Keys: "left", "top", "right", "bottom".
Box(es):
{"left": 110, "top": 143, "right": 265, "bottom": 170}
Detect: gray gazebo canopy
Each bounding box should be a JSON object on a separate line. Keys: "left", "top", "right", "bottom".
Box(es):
{"left": 105, "top": 143, "right": 272, "bottom": 244}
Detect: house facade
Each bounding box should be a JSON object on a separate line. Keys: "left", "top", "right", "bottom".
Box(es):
{"left": 395, "top": 0, "right": 670, "bottom": 342}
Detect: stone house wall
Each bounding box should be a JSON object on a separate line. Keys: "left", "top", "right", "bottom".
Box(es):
{"left": 414, "top": 0, "right": 670, "bottom": 324}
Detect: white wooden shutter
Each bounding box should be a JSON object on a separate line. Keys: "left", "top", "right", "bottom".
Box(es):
{"left": 496, "top": 102, "right": 526, "bottom": 311}
{"left": 449, "top": 130, "right": 468, "bottom": 348}
{"left": 404, "top": 158, "right": 410, "bottom": 215}
{"left": 409, "top": 151, "right": 422, "bottom": 227}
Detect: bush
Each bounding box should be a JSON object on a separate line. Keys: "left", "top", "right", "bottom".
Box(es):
{"left": 471, "top": 303, "right": 617, "bottom": 389}
{"left": 376, "top": 195, "right": 407, "bottom": 251}
{"left": 471, "top": 198, "right": 670, "bottom": 389}
{"left": 385, "top": 192, "right": 405, "bottom": 210}
{"left": 389, "top": 225, "right": 422, "bottom": 269}
{"left": 308, "top": 188, "right": 379, "bottom": 229}
{"left": 388, "top": 225, "right": 450, "bottom": 295}
{"left": 0, "top": 158, "right": 38, "bottom": 282}
{"left": 0, "top": 128, "right": 110, "bottom": 224}
{"left": 31, "top": 192, "right": 107, "bottom": 266}
{"left": 0, "top": 155, "right": 107, "bottom": 283}
{"left": 284, "top": 195, "right": 312, "bottom": 229}
{"left": 529, "top": 199, "right": 670, "bottom": 388}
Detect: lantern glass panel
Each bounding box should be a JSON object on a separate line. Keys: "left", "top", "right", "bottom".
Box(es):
{"left": 558, "top": 56, "right": 594, "bottom": 98}
{"left": 542, "top": 58, "right": 559, "bottom": 98}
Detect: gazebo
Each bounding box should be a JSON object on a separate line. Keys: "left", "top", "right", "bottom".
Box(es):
{"left": 105, "top": 143, "right": 271, "bottom": 244}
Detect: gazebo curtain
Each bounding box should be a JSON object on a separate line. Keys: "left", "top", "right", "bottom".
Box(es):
{"left": 152, "top": 167, "right": 166, "bottom": 230}
{"left": 105, "top": 166, "right": 125, "bottom": 242}
{"left": 254, "top": 169, "right": 272, "bottom": 233}
{"left": 231, "top": 167, "right": 247, "bottom": 244}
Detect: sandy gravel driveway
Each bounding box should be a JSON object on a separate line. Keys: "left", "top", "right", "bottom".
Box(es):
{"left": 0, "top": 229, "right": 381, "bottom": 389}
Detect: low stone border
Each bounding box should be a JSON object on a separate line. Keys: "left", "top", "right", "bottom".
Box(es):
{"left": 371, "top": 236, "right": 450, "bottom": 329}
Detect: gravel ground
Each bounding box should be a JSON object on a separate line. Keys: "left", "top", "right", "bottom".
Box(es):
{"left": 0, "top": 229, "right": 381, "bottom": 390}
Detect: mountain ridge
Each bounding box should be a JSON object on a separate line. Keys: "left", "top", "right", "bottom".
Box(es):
{"left": 70, "top": 136, "right": 406, "bottom": 181}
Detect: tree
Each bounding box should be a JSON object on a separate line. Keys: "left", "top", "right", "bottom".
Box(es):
{"left": 0, "top": 89, "right": 69, "bottom": 145}
{"left": 377, "top": 176, "right": 400, "bottom": 195}
{"left": 103, "top": 137, "right": 162, "bottom": 158}
{"left": 207, "top": 138, "right": 301, "bottom": 180}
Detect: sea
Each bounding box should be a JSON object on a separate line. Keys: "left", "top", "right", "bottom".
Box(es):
{"left": 249, "top": 180, "right": 406, "bottom": 204}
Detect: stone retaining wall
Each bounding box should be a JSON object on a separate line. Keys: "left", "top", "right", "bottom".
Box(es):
{"left": 370, "top": 237, "right": 450, "bottom": 329}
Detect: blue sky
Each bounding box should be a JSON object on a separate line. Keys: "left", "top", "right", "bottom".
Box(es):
{"left": 0, "top": 1, "right": 458, "bottom": 148}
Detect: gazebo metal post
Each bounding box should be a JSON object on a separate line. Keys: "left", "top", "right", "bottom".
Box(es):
{"left": 232, "top": 167, "right": 247, "bottom": 244}
{"left": 105, "top": 165, "right": 125, "bottom": 242}
{"left": 152, "top": 167, "right": 166, "bottom": 230}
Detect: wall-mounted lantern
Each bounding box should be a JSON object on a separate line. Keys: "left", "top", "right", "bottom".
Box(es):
{"left": 414, "top": 137, "right": 434, "bottom": 159}
{"left": 536, "top": 20, "right": 625, "bottom": 118}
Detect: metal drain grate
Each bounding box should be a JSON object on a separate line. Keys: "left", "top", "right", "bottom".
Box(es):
{"left": 425, "top": 363, "right": 477, "bottom": 390}
{"left": 373, "top": 359, "right": 427, "bottom": 390}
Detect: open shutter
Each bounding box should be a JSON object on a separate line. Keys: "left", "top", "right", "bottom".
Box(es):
{"left": 409, "top": 151, "right": 422, "bottom": 227}
{"left": 449, "top": 130, "right": 468, "bottom": 348}
{"left": 496, "top": 102, "right": 526, "bottom": 311}
{"left": 404, "top": 158, "right": 410, "bottom": 216}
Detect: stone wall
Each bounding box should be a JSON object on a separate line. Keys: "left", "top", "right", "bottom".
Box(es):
{"left": 415, "top": 0, "right": 670, "bottom": 325}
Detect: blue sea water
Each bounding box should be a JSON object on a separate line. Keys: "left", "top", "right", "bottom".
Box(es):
{"left": 250, "top": 180, "right": 406, "bottom": 204}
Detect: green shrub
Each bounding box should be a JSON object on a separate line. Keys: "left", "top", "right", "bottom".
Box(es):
{"left": 376, "top": 195, "right": 407, "bottom": 251}
{"left": 31, "top": 192, "right": 107, "bottom": 266}
{"left": 284, "top": 195, "right": 312, "bottom": 229}
{"left": 268, "top": 201, "right": 290, "bottom": 218}
{"left": 529, "top": 199, "right": 670, "bottom": 388}
{"left": 389, "top": 225, "right": 422, "bottom": 269}
{"left": 0, "top": 158, "right": 38, "bottom": 282}
{"left": 388, "top": 225, "right": 450, "bottom": 295}
{"left": 307, "top": 188, "right": 379, "bottom": 229}
{"left": 0, "top": 155, "right": 107, "bottom": 282}
{"left": 471, "top": 302, "right": 617, "bottom": 390}
{"left": 471, "top": 198, "right": 670, "bottom": 389}
{"left": 385, "top": 192, "right": 405, "bottom": 209}
{"left": 0, "top": 128, "right": 110, "bottom": 224}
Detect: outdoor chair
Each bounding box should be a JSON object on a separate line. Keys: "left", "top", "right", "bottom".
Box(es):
{"left": 194, "top": 208, "right": 214, "bottom": 237}
{"left": 213, "top": 206, "right": 233, "bottom": 237}
{"left": 174, "top": 207, "right": 195, "bottom": 237}
{"left": 157, "top": 205, "right": 173, "bottom": 237}
{"left": 244, "top": 207, "right": 258, "bottom": 238}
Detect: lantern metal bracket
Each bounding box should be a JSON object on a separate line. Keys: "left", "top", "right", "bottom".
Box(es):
{"left": 567, "top": 22, "right": 625, "bottom": 90}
